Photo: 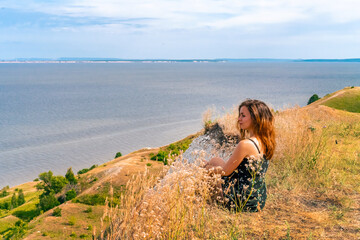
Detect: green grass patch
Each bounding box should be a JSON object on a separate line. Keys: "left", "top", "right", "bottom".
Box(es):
{"left": 11, "top": 195, "right": 41, "bottom": 221}
{"left": 321, "top": 88, "right": 360, "bottom": 113}
{"left": 77, "top": 164, "right": 98, "bottom": 175}
{"left": 0, "top": 189, "right": 41, "bottom": 238}
{"left": 0, "top": 193, "right": 12, "bottom": 205}
{"left": 74, "top": 182, "right": 125, "bottom": 206}
{"left": 24, "top": 203, "right": 105, "bottom": 240}
{"left": 0, "top": 216, "right": 20, "bottom": 234}
{"left": 12, "top": 208, "right": 41, "bottom": 222}
{"left": 0, "top": 189, "right": 41, "bottom": 221}
{"left": 149, "top": 135, "right": 195, "bottom": 164}
{"left": 74, "top": 194, "right": 107, "bottom": 206}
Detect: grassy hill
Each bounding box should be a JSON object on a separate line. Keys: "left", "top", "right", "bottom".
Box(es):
{"left": 310, "top": 86, "right": 360, "bottom": 113}
{"left": 0, "top": 135, "right": 197, "bottom": 239}
{"left": 1, "top": 87, "right": 359, "bottom": 239}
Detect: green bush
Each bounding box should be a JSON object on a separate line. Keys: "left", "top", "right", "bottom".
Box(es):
{"left": 84, "top": 207, "right": 92, "bottom": 213}
{"left": 36, "top": 171, "right": 68, "bottom": 194}
{"left": 13, "top": 208, "right": 41, "bottom": 221}
{"left": 74, "top": 194, "right": 107, "bottom": 206}
{"left": 52, "top": 207, "right": 62, "bottom": 217}
{"left": 150, "top": 150, "right": 167, "bottom": 162}
{"left": 11, "top": 193, "right": 18, "bottom": 209}
{"left": 51, "top": 176, "right": 69, "bottom": 193}
{"left": 3, "top": 220, "right": 28, "bottom": 240}
{"left": 39, "top": 192, "right": 60, "bottom": 212}
{"left": 89, "top": 164, "right": 97, "bottom": 170}
{"left": 307, "top": 94, "right": 320, "bottom": 105}
{"left": 65, "top": 168, "right": 78, "bottom": 184}
{"left": 150, "top": 138, "right": 193, "bottom": 165}
{"left": 0, "top": 201, "right": 10, "bottom": 210}
{"left": 68, "top": 216, "right": 77, "bottom": 226}
{"left": 115, "top": 152, "right": 122, "bottom": 158}
{"left": 17, "top": 189, "right": 25, "bottom": 206}
{"left": 66, "top": 189, "right": 77, "bottom": 201}
{"left": 0, "top": 189, "right": 9, "bottom": 198}
{"left": 77, "top": 168, "right": 89, "bottom": 175}
{"left": 90, "top": 177, "right": 98, "bottom": 183}
{"left": 77, "top": 164, "right": 98, "bottom": 175}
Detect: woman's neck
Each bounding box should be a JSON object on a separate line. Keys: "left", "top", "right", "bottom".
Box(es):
{"left": 248, "top": 129, "right": 255, "bottom": 137}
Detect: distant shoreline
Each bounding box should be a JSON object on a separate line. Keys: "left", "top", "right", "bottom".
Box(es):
{"left": 1, "top": 58, "right": 360, "bottom": 63}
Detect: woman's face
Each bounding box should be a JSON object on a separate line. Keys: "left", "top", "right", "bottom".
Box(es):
{"left": 238, "top": 106, "right": 253, "bottom": 131}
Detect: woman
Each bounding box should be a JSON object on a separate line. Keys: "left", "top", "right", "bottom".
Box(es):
{"left": 204, "top": 99, "right": 275, "bottom": 212}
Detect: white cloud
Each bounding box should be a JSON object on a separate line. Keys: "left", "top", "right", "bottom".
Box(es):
{"left": 3, "top": 0, "right": 360, "bottom": 31}
{"left": 2, "top": 0, "right": 360, "bottom": 59}
{"left": 204, "top": 8, "right": 307, "bottom": 29}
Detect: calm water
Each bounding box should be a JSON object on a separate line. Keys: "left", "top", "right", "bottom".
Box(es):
{"left": 1, "top": 62, "right": 359, "bottom": 187}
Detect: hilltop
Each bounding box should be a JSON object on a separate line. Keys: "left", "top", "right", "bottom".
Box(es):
{"left": 1, "top": 87, "right": 359, "bottom": 239}
{"left": 309, "top": 86, "right": 360, "bottom": 113}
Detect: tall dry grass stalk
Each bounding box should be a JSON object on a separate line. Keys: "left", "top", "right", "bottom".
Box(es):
{"left": 270, "top": 108, "right": 329, "bottom": 189}
{"left": 102, "top": 156, "right": 225, "bottom": 239}
{"left": 202, "top": 105, "right": 217, "bottom": 132}
{"left": 216, "top": 107, "right": 239, "bottom": 136}
{"left": 203, "top": 105, "right": 240, "bottom": 136}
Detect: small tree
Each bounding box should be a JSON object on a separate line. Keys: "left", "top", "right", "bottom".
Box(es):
{"left": 65, "top": 167, "right": 77, "bottom": 185}
{"left": 39, "top": 191, "right": 60, "bottom": 212}
{"left": 307, "top": 94, "right": 320, "bottom": 105}
{"left": 36, "top": 171, "right": 68, "bottom": 194}
{"left": 36, "top": 171, "right": 53, "bottom": 194}
{"left": 115, "top": 152, "right": 122, "bottom": 158}
{"left": 50, "top": 176, "right": 68, "bottom": 194}
{"left": 11, "top": 193, "right": 18, "bottom": 209}
{"left": 17, "top": 189, "right": 25, "bottom": 206}
{"left": 66, "top": 189, "right": 77, "bottom": 201}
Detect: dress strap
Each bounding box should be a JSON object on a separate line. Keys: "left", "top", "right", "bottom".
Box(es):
{"left": 248, "top": 138, "right": 261, "bottom": 154}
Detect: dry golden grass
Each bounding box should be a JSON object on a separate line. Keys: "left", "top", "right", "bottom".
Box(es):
{"left": 19, "top": 148, "right": 166, "bottom": 239}
{"left": 25, "top": 203, "right": 105, "bottom": 240}
{"left": 103, "top": 100, "right": 360, "bottom": 239}
{"left": 78, "top": 148, "right": 165, "bottom": 196}
{"left": 101, "top": 158, "right": 226, "bottom": 239}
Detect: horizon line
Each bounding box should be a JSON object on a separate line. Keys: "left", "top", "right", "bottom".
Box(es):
{"left": 1, "top": 58, "right": 360, "bottom": 63}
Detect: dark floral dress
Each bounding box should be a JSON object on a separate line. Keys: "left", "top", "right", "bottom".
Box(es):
{"left": 221, "top": 139, "right": 269, "bottom": 212}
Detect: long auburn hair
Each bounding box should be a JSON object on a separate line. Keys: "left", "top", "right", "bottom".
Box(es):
{"left": 237, "top": 99, "right": 276, "bottom": 160}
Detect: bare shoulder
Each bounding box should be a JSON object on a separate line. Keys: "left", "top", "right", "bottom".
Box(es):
{"left": 223, "top": 139, "right": 259, "bottom": 176}
{"left": 235, "top": 139, "right": 260, "bottom": 155}
{"left": 237, "top": 139, "right": 256, "bottom": 148}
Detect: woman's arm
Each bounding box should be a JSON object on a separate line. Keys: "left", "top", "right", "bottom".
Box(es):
{"left": 204, "top": 157, "right": 225, "bottom": 173}
{"left": 206, "top": 140, "right": 259, "bottom": 176}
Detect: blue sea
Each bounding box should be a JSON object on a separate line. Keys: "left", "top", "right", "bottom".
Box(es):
{"left": 1, "top": 62, "right": 359, "bottom": 187}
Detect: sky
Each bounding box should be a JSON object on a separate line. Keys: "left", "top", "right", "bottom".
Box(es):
{"left": 1, "top": 0, "right": 360, "bottom": 59}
